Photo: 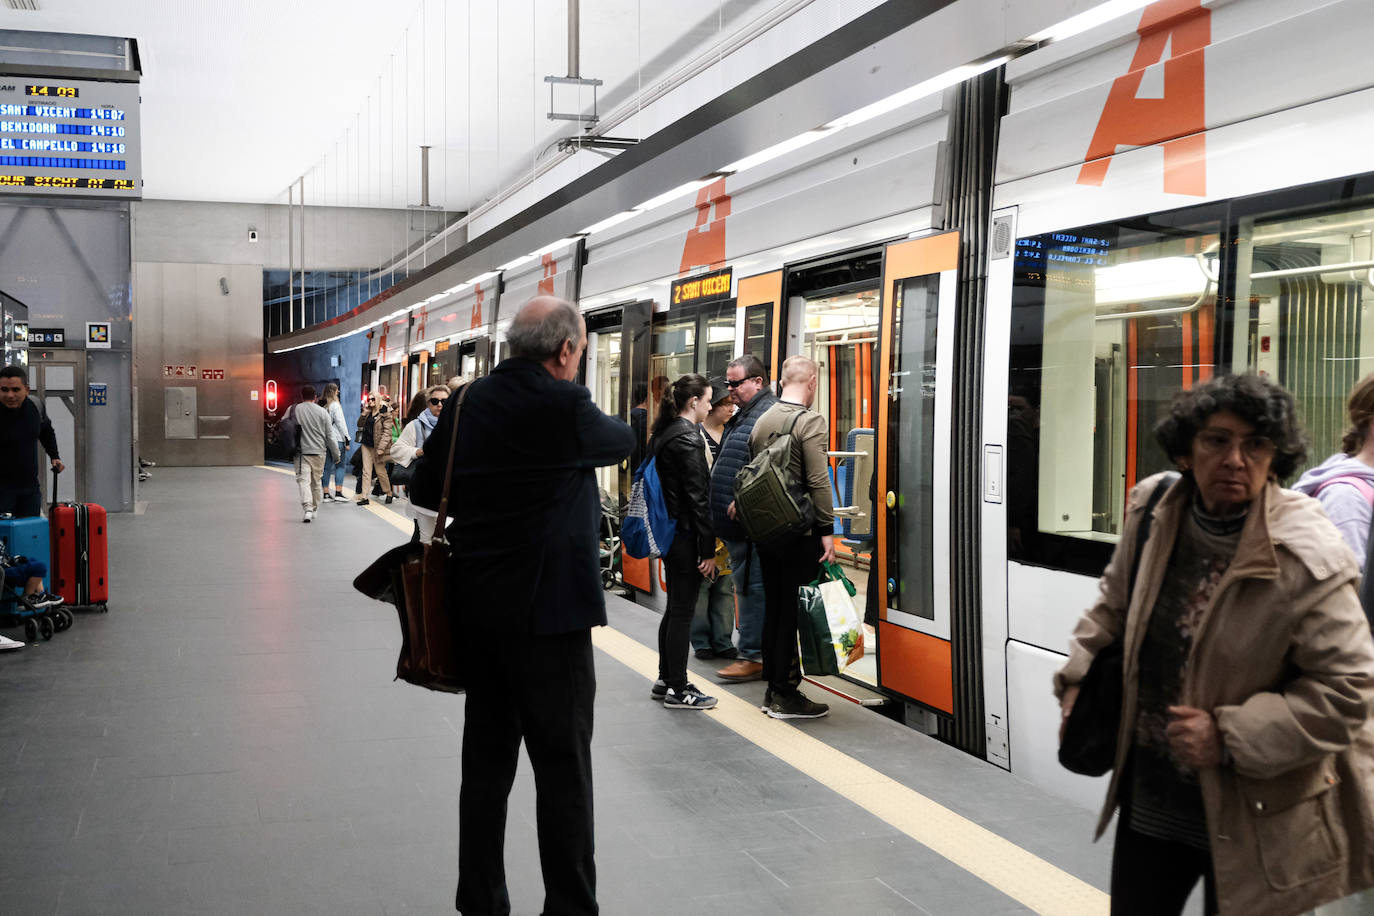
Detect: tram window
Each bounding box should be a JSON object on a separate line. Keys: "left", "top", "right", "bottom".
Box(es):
{"left": 704, "top": 310, "right": 735, "bottom": 378}
{"left": 1234, "top": 204, "right": 1374, "bottom": 477}
{"left": 744, "top": 303, "right": 773, "bottom": 369}
{"left": 1009, "top": 216, "right": 1221, "bottom": 571}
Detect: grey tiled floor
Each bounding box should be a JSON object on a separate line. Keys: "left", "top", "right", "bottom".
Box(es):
{"left": 0, "top": 466, "right": 1123, "bottom": 915}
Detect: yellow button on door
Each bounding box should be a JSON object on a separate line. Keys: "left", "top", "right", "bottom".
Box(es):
{"left": 886, "top": 491, "right": 896, "bottom": 509}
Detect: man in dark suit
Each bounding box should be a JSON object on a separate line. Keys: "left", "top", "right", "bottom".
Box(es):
{"left": 414, "top": 296, "right": 633, "bottom": 916}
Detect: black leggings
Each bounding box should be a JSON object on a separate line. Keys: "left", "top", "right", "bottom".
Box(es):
{"left": 658, "top": 536, "right": 702, "bottom": 690}
{"left": 1111, "top": 809, "right": 1217, "bottom": 916}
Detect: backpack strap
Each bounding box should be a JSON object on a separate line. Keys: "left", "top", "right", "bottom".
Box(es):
{"left": 1313, "top": 475, "right": 1374, "bottom": 507}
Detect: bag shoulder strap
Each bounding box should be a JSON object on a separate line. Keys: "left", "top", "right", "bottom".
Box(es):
{"left": 432, "top": 383, "right": 474, "bottom": 545}
{"left": 1314, "top": 474, "right": 1374, "bottom": 507}
{"left": 1128, "top": 472, "right": 1179, "bottom": 602}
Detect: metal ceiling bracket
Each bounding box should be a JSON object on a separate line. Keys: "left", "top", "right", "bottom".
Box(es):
{"left": 545, "top": 74, "right": 603, "bottom": 124}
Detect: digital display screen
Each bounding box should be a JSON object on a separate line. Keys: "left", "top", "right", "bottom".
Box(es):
{"left": 0, "top": 79, "right": 139, "bottom": 198}
{"left": 671, "top": 266, "right": 734, "bottom": 306}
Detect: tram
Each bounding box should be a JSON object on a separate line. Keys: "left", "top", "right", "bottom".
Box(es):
{"left": 366, "top": 0, "right": 1374, "bottom": 805}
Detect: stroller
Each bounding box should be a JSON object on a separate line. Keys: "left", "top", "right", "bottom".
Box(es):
{"left": 598, "top": 489, "right": 628, "bottom": 595}
{"left": 0, "top": 538, "right": 71, "bottom": 642}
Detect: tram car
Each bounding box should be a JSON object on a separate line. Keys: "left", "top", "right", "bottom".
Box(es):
{"left": 357, "top": 0, "right": 1374, "bottom": 807}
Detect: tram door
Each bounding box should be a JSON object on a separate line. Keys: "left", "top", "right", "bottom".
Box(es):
{"left": 875, "top": 232, "right": 961, "bottom": 715}
{"left": 456, "top": 336, "right": 494, "bottom": 380}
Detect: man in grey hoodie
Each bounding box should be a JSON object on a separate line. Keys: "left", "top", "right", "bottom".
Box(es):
{"left": 291, "top": 385, "right": 341, "bottom": 523}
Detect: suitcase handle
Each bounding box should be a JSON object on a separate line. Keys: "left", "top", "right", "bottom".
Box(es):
{"left": 50, "top": 465, "right": 61, "bottom": 513}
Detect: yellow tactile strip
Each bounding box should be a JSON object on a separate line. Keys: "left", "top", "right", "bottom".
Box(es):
{"left": 275, "top": 469, "right": 1109, "bottom": 915}
{"left": 591, "top": 625, "right": 1110, "bottom": 916}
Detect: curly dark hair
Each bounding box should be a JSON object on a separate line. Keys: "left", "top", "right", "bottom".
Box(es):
{"left": 1154, "top": 374, "right": 1308, "bottom": 481}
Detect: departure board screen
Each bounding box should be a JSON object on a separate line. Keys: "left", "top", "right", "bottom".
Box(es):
{"left": 0, "top": 79, "right": 140, "bottom": 198}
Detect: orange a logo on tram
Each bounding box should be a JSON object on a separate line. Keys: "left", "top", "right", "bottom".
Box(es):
{"left": 1078, "top": 0, "right": 1212, "bottom": 197}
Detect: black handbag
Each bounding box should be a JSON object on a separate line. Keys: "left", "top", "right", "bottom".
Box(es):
{"left": 1058, "top": 473, "right": 1177, "bottom": 776}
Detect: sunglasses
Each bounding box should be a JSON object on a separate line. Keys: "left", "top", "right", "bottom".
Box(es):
{"left": 429, "top": 397, "right": 447, "bottom": 406}
{"left": 725, "top": 377, "right": 759, "bottom": 389}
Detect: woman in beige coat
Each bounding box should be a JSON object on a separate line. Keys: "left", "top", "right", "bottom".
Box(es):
{"left": 1056, "top": 374, "right": 1374, "bottom": 916}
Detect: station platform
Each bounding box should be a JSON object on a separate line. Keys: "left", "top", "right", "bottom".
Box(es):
{"left": 0, "top": 466, "right": 1134, "bottom": 914}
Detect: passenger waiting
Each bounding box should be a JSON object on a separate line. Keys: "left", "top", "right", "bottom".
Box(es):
{"left": 1293, "top": 371, "right": 1374, "bottom": 569}
{"left": 355, "top": 394, "right": 397, "bottom": 506}
{"left": 745, "top": 354, "right": 834, "bottom": 719}
{"left": 318, "top": 383, "right": 351, "bottom": 503}
{"left": 691, "top": 379, "right": 737, "bottom": 660}
{"left": 390, "top": 385, "right": 448, "bottom": 543}
{"left": 1056, "top": 374, "right": 1374, "bottom": 916}
{"left": 646, "top": 373, "right": 719, "bottom": 710}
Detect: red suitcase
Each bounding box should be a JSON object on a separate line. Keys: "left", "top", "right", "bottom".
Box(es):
{"left": 50, "top": 502, "right": 109, "bottom": 612}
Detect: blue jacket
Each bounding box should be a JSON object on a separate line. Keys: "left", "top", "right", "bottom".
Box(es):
{"left": 709, "top": 388, "right": 777, "bottom": 541}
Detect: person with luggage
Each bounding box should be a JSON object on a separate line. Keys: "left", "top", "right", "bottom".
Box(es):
{"left": 0, "top": 365, "right": 63, "bottom": 518}
{"left": 291, "top": 385, "right": 340, "bottom": 524}
{"left": 644, "top": 373, "right": 719, "bottom": 710}
{"left": 743, "top": 354, "right": 834, "bottom": 719}
{"left": 411, "top": 295, "right": 634, "bottom": 916}
{"left": 1293, "top": 371, "right": 1374, "bottom": 569}
{"left": 318, "top": 383, "right": 351, "bottom": 503}
{"left": 711, "top": 355, "right": 777, "bottom": 683}
{"left": 390, "top": 385, "right": 448, "bottom": 543}
{"left": 356, "top": 395, "right": 397, "bottom": 506}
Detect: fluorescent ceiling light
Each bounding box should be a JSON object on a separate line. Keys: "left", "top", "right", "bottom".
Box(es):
{"left": 720, "top": 130, "right": 831, "bottom": 175}
{"left": 635, "top": 178, "right": 717, "bottom": 213}
{"left": 1095, "top": 257, "right": 1208, "bottom": 306}
{"left": 497, "top": 254, "right": 536, "bottom": 272}
{"left": 468, "top": 270, "right": 500, "bottom": 286}
{"left": 580, "top": 210, "right": 640, "bottom": 235}
{"left": 825, "top": 56, "right": 1010, "bottom": 132}
{"left": 1026, "top": 0, "right": 1156, "bottom": 44}
{"left": 530, "top": 236, "right": 581, "bottom": 257}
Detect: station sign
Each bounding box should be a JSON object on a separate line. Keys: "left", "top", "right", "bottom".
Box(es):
{"left": 28, "top": 327, "right": 64, "bottom": 345}
{"left": 0, "top": 79, "right": 141, "bottom": 199}
{"left": 670, "top": 266, "right": 733, "bottom": 307}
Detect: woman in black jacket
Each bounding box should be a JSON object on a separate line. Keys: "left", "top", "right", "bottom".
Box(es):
{"left": 649, "top": 374, "right": 718, "bottom": 710}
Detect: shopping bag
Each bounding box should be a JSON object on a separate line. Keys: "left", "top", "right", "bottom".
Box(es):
{"left": 796, "top": 561, "right": 865, "bottom": 677}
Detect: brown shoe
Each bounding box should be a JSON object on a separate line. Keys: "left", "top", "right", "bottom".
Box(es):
{"left": 715, "top": 660, "right": 763, "bottom": 683}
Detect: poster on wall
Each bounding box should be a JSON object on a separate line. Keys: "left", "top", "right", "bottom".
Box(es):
{"left": 85, "top": 321, "right": 110, "bottom": 349}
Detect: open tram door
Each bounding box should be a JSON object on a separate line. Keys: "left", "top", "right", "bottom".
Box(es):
{"left": 456, "top": 336, "right": 494, "bottom": 380}
{"left": 874, "top": 231, "right": 961, "bottom": 720}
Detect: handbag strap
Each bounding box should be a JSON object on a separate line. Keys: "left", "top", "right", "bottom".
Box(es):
{"left": 432, "top": 383, "right": 474, "bottom": 546}
{"left": 1128, "top": 472, "right": 1179, "bottom": 601}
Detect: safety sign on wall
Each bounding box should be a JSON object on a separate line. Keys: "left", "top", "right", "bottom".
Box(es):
{"left": 87, "top": 383, "right": 107, "bottom": 406}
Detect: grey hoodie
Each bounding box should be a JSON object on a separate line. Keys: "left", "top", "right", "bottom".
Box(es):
{"left": 1292, "top": 452, "right": 1374, "bottom": 569}
{"left": 293, "top": 401, "right": 341, "bottom": 463}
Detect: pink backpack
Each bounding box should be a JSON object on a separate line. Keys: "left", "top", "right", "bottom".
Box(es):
{"left": 1314, "top": 475, "right": 1374, "bottom": 507}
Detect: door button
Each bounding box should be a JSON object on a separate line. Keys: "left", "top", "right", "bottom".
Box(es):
{"left": 886, "top": 491, "right": 896, "bottom": 509}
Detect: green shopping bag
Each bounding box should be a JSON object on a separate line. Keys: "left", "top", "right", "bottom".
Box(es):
{"left": 796, "top": 561, "right": 865, "bottom": 677}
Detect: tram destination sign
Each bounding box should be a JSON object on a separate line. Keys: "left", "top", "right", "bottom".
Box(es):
{"left": 671, "top": 267, "right": 733, "bottom": 306}
{"left": 0, "top": 79, "right": 140, "bottom": 199}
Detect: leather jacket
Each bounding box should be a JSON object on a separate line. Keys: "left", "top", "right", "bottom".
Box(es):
{"left": 652, "top": 417, "right": 715, "bottom": 560}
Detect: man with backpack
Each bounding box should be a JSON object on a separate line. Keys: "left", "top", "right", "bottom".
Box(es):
{"left": 710, "top": 354, "right": 777, "bottom": 683}
{"left": 743, "top": 355, "right": 834, "bottom": 719}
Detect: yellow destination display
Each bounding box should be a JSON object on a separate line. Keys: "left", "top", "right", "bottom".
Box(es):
{"left": 670, "top": 266, "right": 733, "bottom": 306}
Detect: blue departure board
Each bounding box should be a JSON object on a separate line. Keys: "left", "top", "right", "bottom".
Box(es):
{"left": 0, "top": 79, "right": 140, "bottom": 198}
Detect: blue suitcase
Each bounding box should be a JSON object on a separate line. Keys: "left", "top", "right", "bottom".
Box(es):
{"left": 0, "top": 516, "right": 49, "bottom": 592}
{"left": 0, "top": 515, "right": 65, "bottom": 641}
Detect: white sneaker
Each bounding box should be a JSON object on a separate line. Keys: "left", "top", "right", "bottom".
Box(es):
{"left": 303, "top": 510, "right": 313, "bottom": 523}
{"left": 0, "top": 635, "right": 24, "bottom": 651}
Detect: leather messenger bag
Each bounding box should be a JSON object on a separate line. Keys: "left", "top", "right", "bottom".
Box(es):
{"left": 353, "top": 384, "right": 471, "bottom": 693}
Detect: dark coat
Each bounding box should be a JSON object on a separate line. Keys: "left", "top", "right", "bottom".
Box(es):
{"left": 411, "top": 358, "right": 635, "bottom": 635}
{"left": 651, "top": 418, "right": 714, "bottom": 561}
{"left": 708, "top": 388, "right": 777, "bottom": 541}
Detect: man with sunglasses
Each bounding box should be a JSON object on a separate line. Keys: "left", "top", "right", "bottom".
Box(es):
{"left": 709, "top": 353, "right": 777, "bottom": 682}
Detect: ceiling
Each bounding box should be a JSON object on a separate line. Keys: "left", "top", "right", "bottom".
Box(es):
{"left": 2, "top": 0, "right": 779, "bottom": 206}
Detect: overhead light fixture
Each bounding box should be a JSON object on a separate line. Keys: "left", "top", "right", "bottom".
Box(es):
{"left": 497, "top": 254, "right": 537, "bottom": 272}
{"left": 580, "top": 210, "right": 640, "bottom": 235}
{"left": 530, "top": 236, "right": 582, "bottom": 257}
{"left": 1026, "top": 0, "right": 1156, "bottom": 44}
{"left": 1094, "top": 257, "right": 1209, "bottom": 306}
{"left": 635, "top": 176, "right": 723, "bottom": 213}
{"left": 720, "top": 130, "right": 832, "bottom": 175}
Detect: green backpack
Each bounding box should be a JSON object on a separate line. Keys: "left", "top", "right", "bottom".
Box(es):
{"left": 733, "top": 408, "right": 816, "bottom": 546}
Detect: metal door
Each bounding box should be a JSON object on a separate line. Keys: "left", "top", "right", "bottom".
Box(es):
{"left": 164, "top": 387, "right": 197, "bottom": 440}
{"left": 874, "top": 232, "right": 961, "bottom": 715}
{"left": 29, "top": 352, "right": 86, "bottom": 506}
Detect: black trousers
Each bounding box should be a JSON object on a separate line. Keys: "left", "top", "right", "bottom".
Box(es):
{"left": 457, "top": 629, "right": 597, "bottom": 916}
{"left": 1110, "top": 809, "right": 1217, "bottom": 916}
{"left": 658, "top": 536, "right": 702, "bottom": 689}
{"left": 758, "top": 534, "right": 821, "bottom": 695}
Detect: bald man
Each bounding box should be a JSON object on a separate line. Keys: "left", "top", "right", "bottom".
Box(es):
{"left": 413, "top": 295, "right": 634, "bottom": 916}
{"left": 747, "top": 354, "right": 836, "bottom": 719}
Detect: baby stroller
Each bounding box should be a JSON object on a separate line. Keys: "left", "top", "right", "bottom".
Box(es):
{"left": 0, "top": 539, "right": 70, "bottom": 642}
{"left": 599, "top": 489, "right": 627, "bottom": 594}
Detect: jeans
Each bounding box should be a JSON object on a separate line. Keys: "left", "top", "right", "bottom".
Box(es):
{"left": 1110, "top": 810, "right": 1216, "bottom": 915}
{"left": 658, "top": 536, "right": 702, "bottom": 689}
{"left": 758, "top": 533, "right": 822, "bottom": 695}
{"left": 723, "top": 538, "right": 764, "bottom": 660}
{"left": 320, "top": 440, "right": 347, "bottom": 491}
{"left": 295, "top": 453, "right": 325, "bottom": 510}
{"left": 0, "top": 486, "right": 41, "bottom": 518}
{"left": 691, "top": 569, "right": 735, "bottom": 653}
{"left": 458, "top": 629, "right": 597, "bottom": 916}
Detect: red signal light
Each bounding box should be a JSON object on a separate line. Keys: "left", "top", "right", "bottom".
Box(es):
{"left": 265, "top": 379, "right": 278, "bottom": 414}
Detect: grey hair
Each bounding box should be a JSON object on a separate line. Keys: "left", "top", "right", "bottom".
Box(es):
{"left": 507, "top": 297, "right": 582, "bottom": 362}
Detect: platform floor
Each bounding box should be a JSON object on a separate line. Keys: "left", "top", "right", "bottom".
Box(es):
{"left": 0, "top": 465, "right": 1358, "bottom": 915}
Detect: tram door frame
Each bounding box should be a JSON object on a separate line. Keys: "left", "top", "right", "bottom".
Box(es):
{"left": 873, "top": 231, "right": 962, "bottom": 716}
{"left": 581, "top": 301, "right": 653, "bottom": 593}
{"left": 456, "top": 336, "right": 494, "bottom": 380}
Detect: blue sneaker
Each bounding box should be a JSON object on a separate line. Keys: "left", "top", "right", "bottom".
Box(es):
{"left": 663, "top": 683, "right": 717, "bottom": 710}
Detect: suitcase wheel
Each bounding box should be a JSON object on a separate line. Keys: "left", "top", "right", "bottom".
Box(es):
{"left": 98, "top": 602, "right": 108, "bottom": 614}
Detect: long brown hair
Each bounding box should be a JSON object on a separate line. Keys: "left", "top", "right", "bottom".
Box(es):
{"left": 649, "top": 374, "right": 709, "bottom": 441}
{"left": 1343, "top": 372, "right": 1374, "bottom": 454}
